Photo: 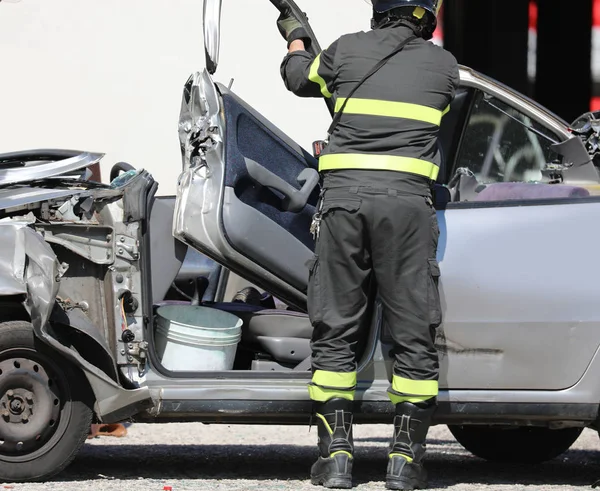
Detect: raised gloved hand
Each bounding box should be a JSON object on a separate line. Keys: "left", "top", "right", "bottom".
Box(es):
{"left": 277, "top": 10, "right": 311, "bottom": 49}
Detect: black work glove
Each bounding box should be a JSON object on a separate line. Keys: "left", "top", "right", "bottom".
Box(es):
{"left": 277, "top": 10, "right": 311, "bottom": 49}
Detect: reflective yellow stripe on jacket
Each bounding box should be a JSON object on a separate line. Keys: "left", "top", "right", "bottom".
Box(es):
{"left": 335, "top": 98, "right": 445, "bottom": 126}
{"left": 319, "top": 153, "right": 439, "bottom": 180}
{"left": 308, "top": 54, "right": 333, "bottom": 98}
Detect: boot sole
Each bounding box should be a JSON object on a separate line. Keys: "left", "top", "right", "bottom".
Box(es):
{"left": 385, "top": 477, "right": 427, "bottom": 490}
{"left": 311, "top": 474, "right": 353, "bottom": 489}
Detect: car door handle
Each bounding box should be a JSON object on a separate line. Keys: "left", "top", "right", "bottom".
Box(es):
{"left": 244, "top": 158, "right": 319, "bottom": 213}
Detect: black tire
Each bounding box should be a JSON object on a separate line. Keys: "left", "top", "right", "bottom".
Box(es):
{"left": 448, "top": 424, "right": 583, "bottom": 464}
{"left": 0, "top": 321, "right": 93, "bottom": 482}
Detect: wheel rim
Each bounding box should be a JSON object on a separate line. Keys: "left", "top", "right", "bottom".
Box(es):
{"left": 0, "top": 348, "right": 72, "bottom": 463}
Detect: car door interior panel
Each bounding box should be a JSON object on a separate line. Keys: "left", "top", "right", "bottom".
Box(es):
{"left": 222, "top": 187, "right": 313, "bottom": 291}
{"left": 218, "top": 88, "right": 319, "bottom": 289}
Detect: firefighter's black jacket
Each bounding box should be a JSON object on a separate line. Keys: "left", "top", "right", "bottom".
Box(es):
{"left": 280, "top": 24, "right": 460, "bottom": 183}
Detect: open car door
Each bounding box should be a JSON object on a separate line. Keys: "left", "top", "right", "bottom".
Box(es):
{"left": 174, "top": 0, "right": 329, "bottom": 309}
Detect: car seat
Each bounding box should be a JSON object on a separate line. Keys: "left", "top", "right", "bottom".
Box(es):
{"left": 205, "top": 302, "right": 312, "bottom": 371}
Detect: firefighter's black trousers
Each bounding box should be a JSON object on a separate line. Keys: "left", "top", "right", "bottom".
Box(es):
{"left": 307, "top": 172, "right": 442, "bottom": 405}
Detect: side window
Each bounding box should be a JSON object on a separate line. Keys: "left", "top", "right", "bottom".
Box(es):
{"left": 455, "top": 91, "right": 561, "bottom": 184}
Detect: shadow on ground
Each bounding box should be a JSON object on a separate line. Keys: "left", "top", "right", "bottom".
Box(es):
{"left": 55, "top": 438, "right": 600, "bottom": 488}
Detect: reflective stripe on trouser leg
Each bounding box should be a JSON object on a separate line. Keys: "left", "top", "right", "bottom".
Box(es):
{"left": 308, "top": 370, "right": 357, "bottom": 402}
{"left": 387, "top": 375, "right": 439, "bottom": 405}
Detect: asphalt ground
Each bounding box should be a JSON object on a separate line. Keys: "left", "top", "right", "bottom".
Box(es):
{"left": 3, "top": 423, "right": 600, "bottom": 491}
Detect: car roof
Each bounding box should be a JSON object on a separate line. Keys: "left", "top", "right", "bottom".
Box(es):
{"left": 457, "top": 64, "right": 569, "bottom": 127}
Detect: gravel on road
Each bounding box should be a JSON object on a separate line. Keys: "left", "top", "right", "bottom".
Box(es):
{"left": 3, "top": 423, "right": 600, "bottom": 490}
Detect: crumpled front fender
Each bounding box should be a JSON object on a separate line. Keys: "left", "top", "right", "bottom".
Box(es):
{"left": 0, "top": 221, "right": 152, "bottom": 422}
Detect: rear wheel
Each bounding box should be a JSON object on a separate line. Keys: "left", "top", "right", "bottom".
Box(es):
{"left": 448, "top": 425, "right": 583, "bottom": 464}
{"left": 0, "top": 321, "right": 93, "bottom": 482}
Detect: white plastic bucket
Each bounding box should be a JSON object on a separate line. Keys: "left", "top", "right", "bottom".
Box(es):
{"left": 154, "top": 305, "right": 243, "bottom": 371}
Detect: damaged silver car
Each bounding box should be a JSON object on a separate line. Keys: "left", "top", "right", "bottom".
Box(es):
{"left": 3, "top": 0, "right": 600, "bottom": 482}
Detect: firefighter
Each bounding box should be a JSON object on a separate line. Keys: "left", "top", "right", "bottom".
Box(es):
{"left": 277, "top": 1, "right": 458, "bottom": 489}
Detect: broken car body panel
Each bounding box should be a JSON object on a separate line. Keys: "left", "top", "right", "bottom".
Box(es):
{"left": 0, "top": 154, "right": 153, "bottom": 421}
{"left": 0, "top": 150, "right": 103, "bottom": 186}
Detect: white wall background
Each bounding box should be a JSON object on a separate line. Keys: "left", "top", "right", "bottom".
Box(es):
{"left": 0, "top": 0, "right": 370, "bottom": 196}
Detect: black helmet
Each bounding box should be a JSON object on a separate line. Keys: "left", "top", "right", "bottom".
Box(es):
{"left": 370, "top": 0, "right": 442, "bottom": 37}
{"left": 372, "top": 0, "right": 443, "bottom": 20}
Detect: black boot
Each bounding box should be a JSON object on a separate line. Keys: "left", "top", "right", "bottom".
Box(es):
{"left": 386, "top": 399, "right": 436, "bottom": 490}
{"left": 310, "top": 398, "right": 354, "bottom": 489}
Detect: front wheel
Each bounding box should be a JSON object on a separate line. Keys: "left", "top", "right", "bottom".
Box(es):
{"left": 448, "top": 424, "right": 583, "bottom": 464}
{"left": 0, "top": 321, "right": 93, "bottom": 482}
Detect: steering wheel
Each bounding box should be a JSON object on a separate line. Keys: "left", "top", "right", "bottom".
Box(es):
{"left": 503, "top": 146, "right": 539, "bottom": 182}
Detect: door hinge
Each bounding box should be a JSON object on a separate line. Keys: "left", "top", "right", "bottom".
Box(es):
{"left": 115, "top": 234, "right": 139, "bottom": 261}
